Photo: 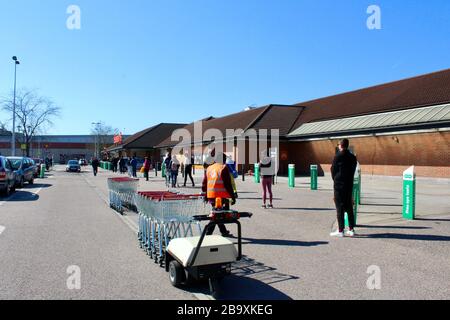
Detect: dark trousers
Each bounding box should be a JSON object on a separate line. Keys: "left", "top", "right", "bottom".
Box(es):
{"left": 144, "top": 170, "right": 149, "bottom": 181}
{"left": 93, "top": 167, "right": 98, "bottom": 176}
{"left": 206, "top": 199, "right": 229, "bottom": 235}
{"left": 334, "top": 189, "right": 355, "bottom": 231}
{"left": 183, "top": 165, "right": 195, "bottom": 186}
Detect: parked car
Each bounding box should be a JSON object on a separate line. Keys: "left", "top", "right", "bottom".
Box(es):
{"left": 0, "top": 156, "right": 16, "bottom": 196}
{"left": 7, "top": 157, "right": 36, "bottom": 188}
{"left": 66, "top": 160, "right": 81, "bottom": 172}
{"left": 78, "top": 159, "right": 88, "bottom": 166}
{"left": 32, "top": 158, "right": 44, "bottom": 178}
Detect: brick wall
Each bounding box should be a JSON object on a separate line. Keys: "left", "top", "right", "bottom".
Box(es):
{"left": 285, "top": 131, "right": 450, "bottom": 178}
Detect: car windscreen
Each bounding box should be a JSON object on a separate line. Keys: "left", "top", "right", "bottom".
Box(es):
{"left": 68, "top": 161, "right": 78, "bottom": 165}
{"left": 9, "top": 159, "right": 22, "bottom": 170}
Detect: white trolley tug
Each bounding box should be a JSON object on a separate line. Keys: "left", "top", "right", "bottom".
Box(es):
{"left": 165, "top": 209, "right": 252, "bottom": 294}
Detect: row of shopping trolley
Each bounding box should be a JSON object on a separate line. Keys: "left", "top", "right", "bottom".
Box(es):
{"left": 107, "top": 177, "right": 210, "bottom": 265}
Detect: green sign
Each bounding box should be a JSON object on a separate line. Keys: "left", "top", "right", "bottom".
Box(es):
{"left": 310, "top": 165, "right": 318, "bottom": 190}
{"left": 402, "top": 166, "right": 416, "bottom": 220}
{"left": 254, "top": 163, "right": 260, "bottom": 183}
{"left": 345, "top": 163, "right": 361, "bottom": 228}
{"left": 288, "top": 164, "right": 295, "bottom": 188}
{"left": 20, "top": 144, "right": 26, "bottom": 150}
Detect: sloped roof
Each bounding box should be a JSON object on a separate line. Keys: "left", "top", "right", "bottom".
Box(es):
{"left": 156, "top": 105, "right": 303, "bottom": 148}
{"left": 109, "top": 123, "right": 186, "bottom": 151}
{"left": 288, "top": 103, "right": 450, "bottom": 138}
{"left": 291, "top": 68, "right": 450, "bottom": 130}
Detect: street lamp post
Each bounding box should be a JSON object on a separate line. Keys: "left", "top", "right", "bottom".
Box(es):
{"left": 12, "top": 56, "right": 20, "bottom": 156}
{"left": 92, "top": 122, "right": 101, "bottom": 159}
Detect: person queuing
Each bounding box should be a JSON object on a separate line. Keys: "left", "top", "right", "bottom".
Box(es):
{"left": 118, "top": 156, "right": 125, "bottom": 174}
{"left": 169, "top": 156, "right": 180, "bottom": 188}
{"left": 130, "top": 156, "right": 138, "bottom": 178}
{"left": 112, "top": 157, "right": 119, "bottom": 173}
{"left": 92, "top": 157, "right": 100, "bottom": 177}
{"left": 163, "top": 152, "right": 172, "bottom": 187}
{"left": 143, "top": 156, "right": 151, "bottom": 181}
{"left": 259, "top": 150, "right": 275, "bottom": 209}
{"left": 183, "top": 152, "right": 195, "bottom": 187}
{"left": 202, "top": 151, "right": 236, "bottom": 237}
{"left": 330, "top": 139, "right": 358, "bottom": 238}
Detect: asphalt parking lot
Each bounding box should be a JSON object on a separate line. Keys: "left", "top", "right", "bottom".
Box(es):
{"left": 0, "top": 165, "right": 449, "bottom": 300}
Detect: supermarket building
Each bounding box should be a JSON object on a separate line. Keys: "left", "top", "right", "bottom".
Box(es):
{"left": 155, "top": 68, "right": 450, "bottom": 178}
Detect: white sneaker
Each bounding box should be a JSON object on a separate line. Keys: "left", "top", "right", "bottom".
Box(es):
{"left": 330, "top": 230, "right": 344, "bottom": 237}
{"left": 345, "top": 230, "right": 355, "bottom": 237}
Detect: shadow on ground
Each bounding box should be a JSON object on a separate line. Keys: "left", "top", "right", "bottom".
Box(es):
{"left": 359, "top": 233, "right": 450, "bottom": 241}
{"left": 357, "top": 224, "right": 431, "bottom": 230}
{"left": 270, "top": 207, "right": 334, "bottom": 211}
{"left": 185, "top": 256, "right": 297, "bottom": 300}
{"left": 4, "top": 191, "right": 40, "bottom": 202}
{"left": 241, "top": 237, "right": 328, "bottom": 247}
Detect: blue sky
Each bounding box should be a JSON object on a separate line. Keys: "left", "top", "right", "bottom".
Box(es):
{"left": 0, "top": 0, "right": 449, "bottom": 135}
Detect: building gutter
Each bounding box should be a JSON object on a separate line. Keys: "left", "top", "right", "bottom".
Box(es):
{"left": 288, "top": 126, "right": 450, "bottom": 142}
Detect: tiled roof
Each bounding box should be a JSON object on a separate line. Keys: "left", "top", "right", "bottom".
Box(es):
{"left": 109, "top": 123, "right": 186, "bottom": 150}
{"left": 156, "top": 105, "right": 303, "bottom": 148}
{"left": 291, "top": 68, "right": 450, "bottom": 130}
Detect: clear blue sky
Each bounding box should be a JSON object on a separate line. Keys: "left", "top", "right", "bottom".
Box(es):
{"left": 1, "top": 0, "right": 449, "bottom": 135}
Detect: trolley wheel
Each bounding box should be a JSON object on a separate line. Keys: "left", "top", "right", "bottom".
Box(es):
{"left": 169, "top": 260, "right": 184, "bottom": 288}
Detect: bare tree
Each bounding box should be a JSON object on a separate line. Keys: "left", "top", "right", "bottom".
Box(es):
{"left": 1, "top": 89, "right": 61, "bottom": 157}
{"left": 91, "top": 122, "right": 118, "bottom": 158}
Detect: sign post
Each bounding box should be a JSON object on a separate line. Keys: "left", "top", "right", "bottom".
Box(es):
{"left": 288, "top": 164, "right": 295, "bottom": 188}
{"left": 310, "top": 165, "right": 318, "bottom": 190}
{"left": 402, "top": 166, "right": 416, "bottom": 220}
{"left": 254, "top": 163, "right": 260, "bottom": 184}
{"left": 345, "top": 163, "right": 361, "bottom": 228}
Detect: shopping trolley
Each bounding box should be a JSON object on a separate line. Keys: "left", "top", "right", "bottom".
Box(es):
{"left": 107, "top": 177, "right": 139, "bottom": 214}
{"left": 135, "top": 191, "right": 210, "bottom": 266}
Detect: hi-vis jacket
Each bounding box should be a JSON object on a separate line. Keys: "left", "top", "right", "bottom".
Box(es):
{"left": 206, "top": 163, "right": 233, "bottom": 199}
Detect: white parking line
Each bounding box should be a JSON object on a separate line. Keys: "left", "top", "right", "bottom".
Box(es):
{"left": 0, "top": 225, "right": 5, "bottom": 235}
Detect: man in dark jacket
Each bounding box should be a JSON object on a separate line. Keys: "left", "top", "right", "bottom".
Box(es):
{"left": 330, "top": 139, "right": 357, "bottom": 237}
{"left": 92, "top": 157, "right": 100, "bottom": 177}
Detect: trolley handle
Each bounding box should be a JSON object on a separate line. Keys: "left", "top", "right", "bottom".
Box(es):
{"left": 191, "top": 212, "right": 253, "bottom": 221}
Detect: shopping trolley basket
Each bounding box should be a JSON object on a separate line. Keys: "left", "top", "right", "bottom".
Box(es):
{"left": 135, "top": 191, "right": 210, "bottom": 265}
{"left": 107, "top": 177, "right": 139, "bottom": 213}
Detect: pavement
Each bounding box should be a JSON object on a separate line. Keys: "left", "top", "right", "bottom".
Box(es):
{"left": 0, "top": 165, "right": 449, "bottom": 300}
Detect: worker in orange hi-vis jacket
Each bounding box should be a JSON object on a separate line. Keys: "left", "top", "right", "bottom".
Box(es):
{"left": 202, "top": 151, "right": 236, "bottom": 237}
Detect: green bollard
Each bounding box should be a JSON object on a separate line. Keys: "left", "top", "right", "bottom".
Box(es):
{"left": 310, "top": 165, "right": 318, "bottom": 190}
{"left": 162, "top": 163, "right": 166, "bottom": 178}
{"left": 345, "top": 171, "right": 360, "bottom": 228}
{"left": 40, "top": 165, "right": 45, "bottom": 178}
{"left": 402, "top": 166, "right": 416, "bottom": 220}
{"left": 355, "top": 162, "right": 361, "bottom": 205}
{"left": 288, "top": 164, "right": 295, "bottom": 188}
{"left": 254, "top": 163, "right": 260, "bottom": 183}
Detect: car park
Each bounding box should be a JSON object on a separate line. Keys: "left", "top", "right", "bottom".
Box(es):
{"left": 0, "top": 156, "right": 16, "bottom": 196}
{"left": 7, "top": 157, "right": 36, "bottom": 188}
{"left": 66, "top": 160, "right": 81, "bottom": 172}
